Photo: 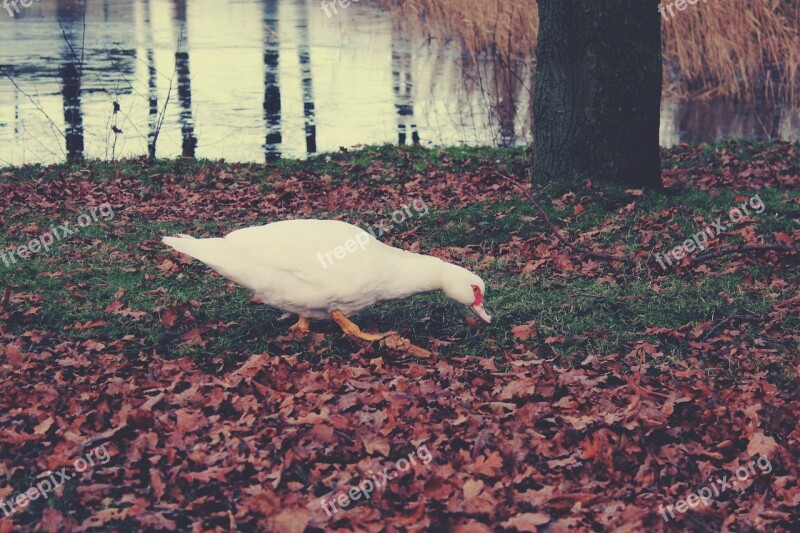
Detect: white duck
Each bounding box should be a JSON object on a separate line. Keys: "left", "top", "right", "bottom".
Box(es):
{"left": 162, "top": 219, "right": 491, "bottom": 341}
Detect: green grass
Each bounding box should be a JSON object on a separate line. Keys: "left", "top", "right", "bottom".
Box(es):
{"left": 1, "top": 143, "right": 798, "bottom": 390}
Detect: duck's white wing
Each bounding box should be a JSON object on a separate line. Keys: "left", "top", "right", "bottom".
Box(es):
{"left": 222, "top": 219, "right": 381, "bottom": 276}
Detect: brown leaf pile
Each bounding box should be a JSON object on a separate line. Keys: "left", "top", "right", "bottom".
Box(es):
{"left": 1, "top": 334, "right": 798, "bottom": 531}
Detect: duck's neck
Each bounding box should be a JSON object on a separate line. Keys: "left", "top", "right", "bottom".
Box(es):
{"left": 386, "top": 250, "right": 444, "bottom": 299}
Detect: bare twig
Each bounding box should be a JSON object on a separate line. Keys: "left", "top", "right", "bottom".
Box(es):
{"left": 80, "top": 1, "right": 87, "bottom": 72}
{"left": 699, "top": 317, "right": 731, "bottom": 341}
{"left": 3, "top": 74, "right": 66, "bottom": 139}
{"left": 494, "top": 171, "right": 799, "bottom": 269}
{"left": 1, "top": 287, "right": 10, "bottom": 310}
{"left": 150, "top": 26, "right": 184, "bottom": 160}
{"left": 494, "top": 172, "right": 636, "bottom": 264}
{"left": 57, "top": 21, "right": 81, "bottom": 67}
{"left": 693, "top": 243, "right": 799, "bottom": 263}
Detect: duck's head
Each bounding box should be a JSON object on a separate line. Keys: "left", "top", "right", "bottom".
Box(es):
{"left": 440, "top": 264, "right": 491, "bottom": 324}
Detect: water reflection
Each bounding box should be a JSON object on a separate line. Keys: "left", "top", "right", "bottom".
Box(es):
{"left": 57, "top": 0, "right": 85, "bottom": 162}
{"left": 392, "top": 24, "right": 419, "bottom": 146}
{"left": 486, "top": 58, "right": 527, "bottom": 148}
{"left": 173, "top": 0, "right": 197, "bottom": 157}
{"left": 660, "top": 99, "right": 800, "bottom": 148}
{"left": 296, "top": 0, "right": 316, "bottom": 154}
{"left": 0, "top": 0, "right": 798, "bottom": 166}
{"left": 263, "top": 0, "right": 281, "bottom": 161}
{"left": 144, "top": 0, "right": 158, "bottom": 158}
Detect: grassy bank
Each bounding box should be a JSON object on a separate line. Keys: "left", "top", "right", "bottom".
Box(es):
{"left": 0, "top": 142, "right": 798, "bottom": 380}
{"left": 0, "top": 142, "right": 798, "bottom": 530}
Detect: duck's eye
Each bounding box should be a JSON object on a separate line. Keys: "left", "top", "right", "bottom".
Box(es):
{"left": 472, "top": 286, "right": 480, "bottom": 294}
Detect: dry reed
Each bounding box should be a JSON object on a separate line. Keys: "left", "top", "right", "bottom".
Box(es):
{"left": 388, "top": 0, "right": 800, "bottom": 103}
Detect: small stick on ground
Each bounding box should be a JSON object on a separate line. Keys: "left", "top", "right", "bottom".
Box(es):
{"left": 693, "top": 244, "right": 799, "bottom": 264}
{"left": 699, "top": 317, "right": 731, "bottom": 342}
{"left": 494, "top": 172, "right": 635, "bottom": 264}
{"left": 494, "top": 172, "right": 799, "bottom": 269}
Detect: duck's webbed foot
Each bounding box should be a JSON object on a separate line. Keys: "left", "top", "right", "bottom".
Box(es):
{"left": 330, "top": 310, "right": 393, "bottom": 342}
{"left": 288, "top": 316, "right": 311, "bottom": 336}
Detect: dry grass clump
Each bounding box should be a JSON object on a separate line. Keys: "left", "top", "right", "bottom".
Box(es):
{"left": 388, "top": 0, "right": 800, "bottom": 103}
{"left": 663, "top": 0, "right": 800, "bottom": 103}
{"left": 388, "top": 0, "right": 538, "bottom": 64}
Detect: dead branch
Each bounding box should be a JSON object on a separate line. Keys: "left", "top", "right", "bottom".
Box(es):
{"left": 693, "top": 243, "right": 799, "bottom": 263}
{"left": 494, "top": 172, "right": 636, "bottom": 264}
{"left": 494, "top": 171, "right": 799, "bottom": 269}
{"left": 1, "top": 287, "right": 10, "bottom": 310}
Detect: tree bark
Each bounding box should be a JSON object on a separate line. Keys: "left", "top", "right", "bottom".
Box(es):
{"left": 533, "top": 0, "right": 662, "bottom": 188}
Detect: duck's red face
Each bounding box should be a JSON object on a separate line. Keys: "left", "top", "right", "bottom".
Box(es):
{"left": 470, "top": 285, "right": 491, "bottom": 323}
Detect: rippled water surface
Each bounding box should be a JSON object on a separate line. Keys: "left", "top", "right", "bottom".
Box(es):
{"left": 1, "top": 0, "right": 798, "bottom": 166}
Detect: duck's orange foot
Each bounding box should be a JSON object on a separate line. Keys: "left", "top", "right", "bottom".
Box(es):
{"left": 330, "top": 310, "right": 394, "bottom": 343}
{"left": 287, "top": 316, "right": 311, "bottom": 338}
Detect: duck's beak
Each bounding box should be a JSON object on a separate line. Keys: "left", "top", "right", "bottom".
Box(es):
{"left": 471, "top": 303, "right": 492, "bottom": 323}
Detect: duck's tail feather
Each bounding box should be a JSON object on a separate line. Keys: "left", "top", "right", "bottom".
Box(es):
{"left": 163, "top": 234, "right": 273, "bottom": 292}
{"left": 162, "top": 235, "right": 237, "bottom": 275}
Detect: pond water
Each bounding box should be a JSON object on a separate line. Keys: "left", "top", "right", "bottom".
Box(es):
{"left": 1, "top": 0, "right": 798, "bottom": 166}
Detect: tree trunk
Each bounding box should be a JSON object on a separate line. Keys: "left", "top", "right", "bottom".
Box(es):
{"left": 533, "top": 0, "right": 662, "bottom": 188}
